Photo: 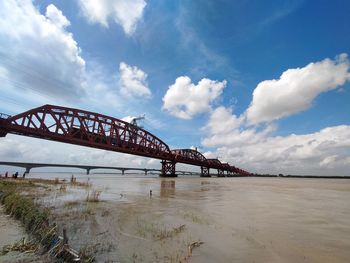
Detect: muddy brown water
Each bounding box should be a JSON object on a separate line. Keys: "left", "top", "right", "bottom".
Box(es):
{"left": 4, "top": 174, "right": 350, "bottom": 262}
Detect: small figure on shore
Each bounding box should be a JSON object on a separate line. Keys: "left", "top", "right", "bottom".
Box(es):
{"left": 5, "top": 171, "right": 8, "bottom": 178}
{"left": 13, "top": 172, "right": 18, "bottom": 179}
{"left": 70, "top": 174, "right": 76, "bottom": 183}
{"left": 150, "top": 189, "right": 152, "bottom": 198}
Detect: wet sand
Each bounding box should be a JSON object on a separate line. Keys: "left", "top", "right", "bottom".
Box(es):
{"left": 0, "top": 206, "right": 25, "bottom": 248}
{"left": 0, "top": 205, "right": 49, "bottom": 263}
{"left": 1, "top": 175, "right": 350, "bottom": 262}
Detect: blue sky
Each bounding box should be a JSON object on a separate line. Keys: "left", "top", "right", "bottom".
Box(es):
{"left": 0, "top": 0, "right": 349, "bottom": 175}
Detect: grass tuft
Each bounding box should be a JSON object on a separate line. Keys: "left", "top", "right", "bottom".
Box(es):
{"left": 86, "top": 189, "right": 102, "bottom": 202}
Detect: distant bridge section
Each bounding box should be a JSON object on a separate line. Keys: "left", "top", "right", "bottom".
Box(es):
{"left": 0, "top": 104, "right": 251, "bottom": 177}
{"left": 0, "top": 161, "right": 201, "bottom": 176}
{"left": 0, "top": 161, "right": 160, "bottom": 175}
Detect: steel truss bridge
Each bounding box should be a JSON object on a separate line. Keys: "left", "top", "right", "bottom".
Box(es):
{"left": 0, "top": 105, "right": 250, "bottom": 177}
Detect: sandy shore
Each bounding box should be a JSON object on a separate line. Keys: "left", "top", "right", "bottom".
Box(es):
{"left": 0, "top": 205, "right": 50, "bottom": 263}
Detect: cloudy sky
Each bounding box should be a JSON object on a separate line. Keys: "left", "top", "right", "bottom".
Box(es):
{"left": 0, "top": 0, "right": 349, "bottom": 175}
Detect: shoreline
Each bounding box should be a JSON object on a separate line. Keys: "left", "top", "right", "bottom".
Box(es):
{"left": 0, "top": 178, "right": 94, "bottom": 262}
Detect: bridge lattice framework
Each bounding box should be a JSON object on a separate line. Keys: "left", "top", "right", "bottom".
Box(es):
{"left": 0, "top": 105, "right": 250, "bottom": 177}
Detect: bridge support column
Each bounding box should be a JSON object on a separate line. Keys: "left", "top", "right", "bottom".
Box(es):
{"left": 86, "top": 168, "right": 90, "bottom": 175}
{"left": 160, "top": 160, "right": 177, "bottom": 177}
{"left": 200, "top": 166, "right": 210, "bottom": 177}
{"left": 25, "top": 167, "right": 31, "bottom": 174}
{"left": 144, "top": 170, "right": 148, "bottom": 175}
{"left": 217, "top": 169, "right": 225, "bottom": 177}
{"left": 0, "top": 130, "right": 7, "bottom": 137}
{"left": 121, "top": 169, "right": 125, "bottom": 175}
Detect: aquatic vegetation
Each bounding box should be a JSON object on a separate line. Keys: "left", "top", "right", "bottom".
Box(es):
{"left": 0, "top": 179, "right": 96, "bottom": 262}
{"left": 135, "top": 217, "right": 186, "bottom": 240}
{"left": 86, "top": 189, "right": 102, "bottom": 202}
{"left": 155, "top": 224, "right": 186, "bottom": 240}
{"left": 1, "top": 191, "right": 49, "bottom": 233}
{"left": 183, "top": 211, "right": 207, "bottom": 224}
{"left": 65, "top": 200, "right": 81, "bottom": 206}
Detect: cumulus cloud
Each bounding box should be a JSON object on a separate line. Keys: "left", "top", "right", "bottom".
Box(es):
{"left": 162, "top": 76, "right": 226, "bottom": 119}
{"left": 201, "top": 106, "right": 350, "bottom": 175}
{"left": 202, "top": 107, "right": 275, "bottom": 148}
{"left": 119, "top": 62, "right": 151, "bottom": 98}
{"left": 203, "top": 106, "right": 244, "bottom": 136}
{"left": 78, "top": 0, "right": 146, "bottom": 35}
{"left": 246, "top": 54, "right": 350, "bottom": 124}
{"left": 0, "top": 0, "right": 128, "bottom": 115}
{"left": 46, "top": 4, "right": 70, "bottom": 28}
{"left": 0, "top": 0, "right": 86, "bottom": 101}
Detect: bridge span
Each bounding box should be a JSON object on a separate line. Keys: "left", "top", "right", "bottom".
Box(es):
{"left": 0, "top": 105, "right": 250, "bottom": 177}
{"left": 0, "top": 161, "right": 160, "bottom": 175}
{"left": 0, "top": 161, "right": 202, "bottom": 176}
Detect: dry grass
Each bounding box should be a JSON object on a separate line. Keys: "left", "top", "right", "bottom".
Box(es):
{"left": 86, "top": 189, "right": 102, "bottom": 202}
{"left": 1, "top": 237, "right": 38, "bottom": 255}
{"left": 0, "top": 180, "right": 95, "bottom": 262}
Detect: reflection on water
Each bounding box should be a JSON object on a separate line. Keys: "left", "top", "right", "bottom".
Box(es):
{"left": 28, "top": 173, "right": 350, "bottom": 263}
{"left": 160, "top": 180, "right": 176, "bottom": 197}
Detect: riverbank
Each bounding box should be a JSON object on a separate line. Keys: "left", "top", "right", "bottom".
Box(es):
{"left": 0, "top": 177, "right": 203, "bottom": 262}
{"left": 0, "top": 178, "right": 95, "bottom": 262}
{"left": 0, "top": 205, "right": 51, "bottom": 263}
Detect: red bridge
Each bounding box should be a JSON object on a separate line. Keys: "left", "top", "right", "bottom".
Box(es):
{"left": 0, "top": 105, "right": 250, "bottom": 177}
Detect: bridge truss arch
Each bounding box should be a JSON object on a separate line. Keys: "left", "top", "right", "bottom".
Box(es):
{"left": 0, "top": 104, "right": 172, "bottom": 160}
{"left": 171, "top": 148, "right": 208, "bottom": 165}
{"left": 0, "top": 105, "right": 251, "bottom": 177}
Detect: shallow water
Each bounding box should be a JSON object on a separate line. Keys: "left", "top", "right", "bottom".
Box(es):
{"left": 28, "top": 173, "right": 350, "bottom": 262}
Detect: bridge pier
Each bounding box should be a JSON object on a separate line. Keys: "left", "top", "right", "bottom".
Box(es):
{"left": 160, "top": 160, "right": 177, "bottom": 177}
{"left": 25, "top": 167, "right": 31, "bottom": 174}
{"left": 121, "top": 169, "right": 125, "bottom": 175}
{"left": 200, "top": 166, "right": 210, "bottom": 177}
{"left": 0, "top": 130, "right": 7, "bottom": 137}
{"left": 86, "top": 168, "right": 91, "bottom": 175}
{"left": 144, "top": 170, "right": 148, "bottom": 175}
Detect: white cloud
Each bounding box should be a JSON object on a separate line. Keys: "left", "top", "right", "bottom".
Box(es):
{"left": 203, "top": 106, "right": 243, "bottom": 135}
{"left": 246, "top": 54, "right": 350, "bottom": 124}
{"left": 201, "top": 106, "right": 350, "bottom": 175}
{"left": 319, "top": 155, "right": 338, "bottom": 168}
{"left": 46, "top": 4, "right": 70, "bottom": 28}
{"left": 121, "top": 116, "right": 136, "bottom": 123}
{"left": 0, "top": 0, "right": 128, "bottom": 115}
{"left": 202, "top": 110, "right": 275, "bottom": 148}
{"left": 0, "top": 0, "right": 86, "bottom": 101}
{"left": 0, "top": 66, "right": 8, "bottom": 79}
{"left": 78, "top": 0, "right": 146, "bottom": 35}
{"left": 162, "top": 76, "right": 226, "bottom": 119}
{"left": 119, "top": 62, "right": 151, "bottom": 98}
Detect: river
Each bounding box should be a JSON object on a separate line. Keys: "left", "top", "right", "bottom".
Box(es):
{"left": 18, "top": 173, "right": 350, "bottom": 262}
